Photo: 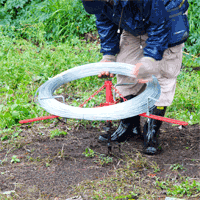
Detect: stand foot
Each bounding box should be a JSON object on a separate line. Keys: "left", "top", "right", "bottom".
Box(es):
{"left": 107, "top": 145, "right": 112, "bottom": 156}
{"left": 118, "top": 143, "right": 121, "bottom": 153}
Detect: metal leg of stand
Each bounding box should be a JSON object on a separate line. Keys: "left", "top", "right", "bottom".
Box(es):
{"left": 106, "top": 121, "right": 112, "bottom": 155}
{"left": 107, "top": 134, "right": 112, "bottom": 155}
{"left": 118, "top": 142, "right": 121, "bottom": 153}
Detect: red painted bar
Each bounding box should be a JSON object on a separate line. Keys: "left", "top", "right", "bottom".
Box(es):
{"left": 19, "top": 115, "right": 59, "bottom": 124}
{"left": 105, "top": 80, "right": 114, "bottom": 104}
{"left": 19, "top": 113, "right": 188, "bottom": 126}
{"left": 139, "top": 113, "right": 188, "bottom": 126}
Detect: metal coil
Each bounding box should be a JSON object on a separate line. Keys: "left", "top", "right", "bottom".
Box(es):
{"left": 35, "top": 62, "right": 161, "bottom": 120}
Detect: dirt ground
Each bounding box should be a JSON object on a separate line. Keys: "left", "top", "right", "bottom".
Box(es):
{"left": 0, "top": 117, "right": 199, "bottom": 199}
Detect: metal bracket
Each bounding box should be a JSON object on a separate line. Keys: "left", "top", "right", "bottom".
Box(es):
{"left": 105, "top": 121, "right": 112, "bottom": 155}
{"left": 40, "top": 95, "right": 67, "bottom": 123}
{"left": 39, "top": 95, "right": 65, "bottom": 103}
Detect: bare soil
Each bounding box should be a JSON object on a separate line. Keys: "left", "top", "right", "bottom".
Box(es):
{"left": 0, "top": 118, "right": 199, "bottom": 199}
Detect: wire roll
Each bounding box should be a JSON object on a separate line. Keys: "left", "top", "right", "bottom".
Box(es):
{"left": 35, "top": 62, "right": 161, "bottom": 120}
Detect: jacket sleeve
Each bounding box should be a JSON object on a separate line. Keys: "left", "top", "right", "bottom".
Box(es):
{"left": 144, "top": 21, "right": 170, "bottom": 61}
{"left": 143, "top": 0, "right": 170, "bottom": 61}
{"left": 95, "top": 13, "right": 121, "bottom": 56}
{"left": 137, "top": 0, "right": 171, "bottom": 80}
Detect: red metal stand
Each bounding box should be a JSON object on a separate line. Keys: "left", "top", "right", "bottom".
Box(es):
{"left": 105, "top": 80, "right": 114, "bottom": 105}
{"left": 19, "top": 79, "right": 188, "bottom": 126}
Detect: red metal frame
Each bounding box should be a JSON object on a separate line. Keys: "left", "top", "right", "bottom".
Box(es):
{"left": 19, "top": 115, "right": 59, "bottom": 124}
{"left": 19, "top": 79, "right": 188, "bottom": 126}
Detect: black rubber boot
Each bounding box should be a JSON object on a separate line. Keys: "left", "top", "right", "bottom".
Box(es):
{"left": 143, "top": 106, "right": 167, "bottom": 155}
{"left": 98, "top": 95, "right": 142, "bottom": 143}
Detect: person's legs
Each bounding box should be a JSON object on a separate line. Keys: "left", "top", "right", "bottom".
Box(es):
{"left": 98, "top": 94, "right": 142, "bottom": 143}
{"left": 98, "top": 31, "right": 147, "bottom": 143}
{"left": 99, "top": 29, "right": 184, "bottom": 150}
{"left": 116, "top": 30, "right": 147, "bottom": 97}
{"left": 143, "top": 43, "right": 184, "bottom": 154}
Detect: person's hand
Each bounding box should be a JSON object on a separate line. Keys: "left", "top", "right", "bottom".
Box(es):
{"left": 98, "top": 59, "right": 114, "bottom": 78}
{"left": 132, "top": 63, "right": 148, "bottom": 83}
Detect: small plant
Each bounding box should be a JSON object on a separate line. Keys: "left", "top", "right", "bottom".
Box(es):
{"left": 150, "top": 161, "right": 160, "bottom": 172}
{"left": 27, "top": 156, "right": 34, "bottom": 162}
{"left": 170, "top": 163, "right": 185, "bottom": 171}
{"left": 36, "top": 157, "right": 41, "bottom": 162}
{"left": 115, "top": 191, "right": 138, "bottom": 199}
{"left": 168, "top": 180, "right": 200, "bottom": 197}
{"left": 1, "top": 135, "right": 9, "bottom": 141}
{"left": 0, "top": 128, "right": 14, "bottom": 141}
{"left": 132, "top": 152, "right": 149, "bottom": 169}
{"left": 11, "top": 155, "right": 20, "bottom": 163}
{"left": 95, "top": 154, "right": 113, "bottom": 166}
{"left": 50, "top": 129, "right": 67, "bottom": 139}
{"left": 82, "top": 148, "right": 113, "bottom": 165}
{"left": 155, "top": 178, "right": 171, "bottom": 190}
{"left": 82, "top": 148, "right": 95, "bottom": 158}
{"left": 0, "top": 158, "right": 7, "bottom": 165}
{"left": 46, "top": 163, "right": 50, "bottom": 167}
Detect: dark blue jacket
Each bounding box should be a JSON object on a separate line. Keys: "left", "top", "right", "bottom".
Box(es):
{"left": 82, "top": 0, "right": 189, "bottom": 61}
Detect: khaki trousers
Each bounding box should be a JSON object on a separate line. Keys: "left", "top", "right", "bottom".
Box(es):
{"left": 116, "top": 30, "right": 184, "bottom": 106}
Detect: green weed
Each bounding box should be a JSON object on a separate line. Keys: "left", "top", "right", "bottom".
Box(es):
{"left": 0, "top": 128, "right": 21, "bottom": 141}
{"left": 95, "top": 154, "right": 113, "bottom": 166}
{"left": 11, "top": 155, "right": 20, "bottom": 163}
{"left": 50, "top": 129, "right": 67, "bottom": 139}
{"left": 115, "top": 191, "right": 139, "bottom": 199}
{"left": 82, "top": 148, "right": 113, "bottom": 166}
{"left": 167, "top": 180, "right": 200, "bottom": 197}
{"left": 156, "top": 179, "right": 200, "bottom": 197}
{"left": 82, "top": 147, "right": 95, "bottom": 158}
{"left": 155, "top": 179, "right": 170, "bottom": 190}
{"left": 150, "top": 161, "right": 161, "bottom": 173}
{"left": 170, "top": 163, "right": 185, "bottom": 171}
{"left": 46, "top": 163, "right": 50, "bottom": 167}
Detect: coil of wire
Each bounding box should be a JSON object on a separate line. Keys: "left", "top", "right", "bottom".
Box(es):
{"left": 35, "top": 62, "right": 161, "bottom": 120}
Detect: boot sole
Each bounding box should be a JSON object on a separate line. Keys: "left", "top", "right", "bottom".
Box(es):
{"left": 143, "top": 146, "right": 162, "bottom": 155}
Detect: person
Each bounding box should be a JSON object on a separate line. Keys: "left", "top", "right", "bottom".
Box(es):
{"left": 82, "top": 0, "right": 189, "bottom": 155}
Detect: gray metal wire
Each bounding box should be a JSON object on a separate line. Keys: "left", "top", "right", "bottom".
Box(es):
{"left": 35, "top": 62, "right": 161, "bottom": 121}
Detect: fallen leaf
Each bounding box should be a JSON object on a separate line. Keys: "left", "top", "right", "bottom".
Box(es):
{"left": 147, "top": 173, "right": 156, "bottom": 177}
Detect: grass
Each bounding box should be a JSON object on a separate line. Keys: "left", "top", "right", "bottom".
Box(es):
{"left": 0, "top": 34, "right": 101, "bottom": 129}
{"left": 166, "top": 68, "right": 200, "bottom": 125}
{"left": 0, "top": 0, "right": 96, "bottom": 42}
{"left": 82, "top": 148, "right": 113, "bottom": 166}
{"left": 50, "top": 128, "right": 67, "bottom": 139}
{"left": 68, "top": 152, "right": 200, "bottom": 199}
{"left": 0, "top": 35, "right": 199, "bottom": 132}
